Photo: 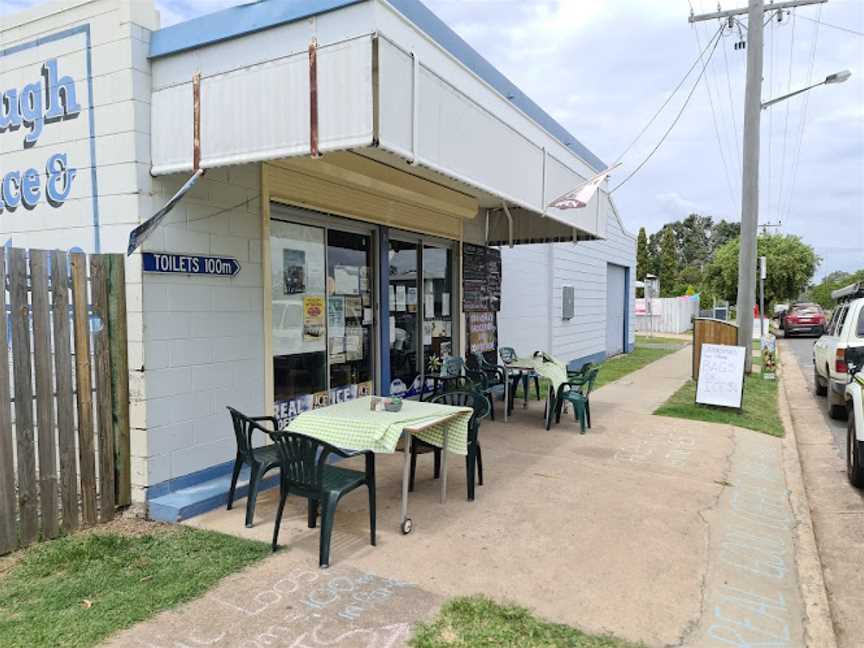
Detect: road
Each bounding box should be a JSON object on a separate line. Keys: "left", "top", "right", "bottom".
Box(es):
{"left": 781, "top": 333, "right": 864, "bottom": 648}
{"left": 781, "top": 332, "right": 847, "bottom": 460}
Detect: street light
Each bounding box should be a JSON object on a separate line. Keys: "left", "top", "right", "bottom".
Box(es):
{"left": 761, "top": 69, "right": 852, "bottom": 109}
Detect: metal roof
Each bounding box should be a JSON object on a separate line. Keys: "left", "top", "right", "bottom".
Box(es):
{"left": 149, "top": 0, "right": 607, "bottom": 172}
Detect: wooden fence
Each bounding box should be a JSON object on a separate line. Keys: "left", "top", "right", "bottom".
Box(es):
{"left": 0, "top": 248, "right": 130, "bottom": 555}
{"left": 692, "top": 318, "right": 739, "bottom": 380}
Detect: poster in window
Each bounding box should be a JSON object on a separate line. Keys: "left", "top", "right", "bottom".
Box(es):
{"left": 302, "top": 296, "right": 325, "bottom": 341}
{"left": 407, "top": 287, "right": 418, "bottom": 313}
{"left": 432, "top": 320, "right": 447, "bottom": 338}
{"left": 334, "top": 266, "right": 360, "bottom": 295}
{"left": 328, "top": 296, "right": 345, "bottom": 339}
{"left": 468, "top": 311, "right": 496, "bottom": 353}
{"left": 283, "top": 249, "right": 306, "bottom": 295}
{"left": 395, "top": 285, "right": 407, "bottom": 311}
{"left": 344, "top": 296, "right": 363, "bottom": 319}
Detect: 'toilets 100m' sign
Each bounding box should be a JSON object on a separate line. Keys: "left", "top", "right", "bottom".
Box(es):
{"left": 0, "top": 59, "right": 79, "bottom": 214}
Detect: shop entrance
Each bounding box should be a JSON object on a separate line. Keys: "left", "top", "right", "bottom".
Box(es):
{"left": 270, "top": 205, "right": 377, "bottom": 426}
{"left": 387, "top": 234, "right": 455, "bottom": 398}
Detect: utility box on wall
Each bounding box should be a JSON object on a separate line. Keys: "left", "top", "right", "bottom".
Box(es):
{"left": 562, "top": 285, "right": 575, "bottom": 320}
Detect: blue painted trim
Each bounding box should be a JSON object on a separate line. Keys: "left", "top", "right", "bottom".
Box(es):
{"left": 83, "top": 25, "right": 101, "bottom": 253}
{"left": 148, "top": 468, "right": 280, "bottom": 523}
{"left": 149, "top": 0, "right": 364, "bottom": 59}
{"left": 0, "top": 25, "right": 100, "bottom": 252}
{"left": 623, "top": 265, "right": 630, "bottom": 355}
{"left": 147, "top": 0, "right": 605, "bottom": 172}
{"left": 147, "top": 458, "right": 236, "bottom": 500}
{"left": 566, "top": 350, "right": 607, "bottom": 373}
{"left": 379, "top": 227, "right": 391, "bottom": 396}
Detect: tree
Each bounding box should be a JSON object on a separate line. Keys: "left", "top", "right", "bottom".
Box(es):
{"left": 709, "top": 220, "right": 740, "bottom": 254}
{"left": 636, "top": 227, "right": 650, "bottom": 281}
{"left": 658, "top": 226, "right": 679, "bottom": 296}
{"left": 806, "top": 269, "right": 864, "bottom": 308}
{"left": 704, "top": 234, "right": 821, "bottom": 308}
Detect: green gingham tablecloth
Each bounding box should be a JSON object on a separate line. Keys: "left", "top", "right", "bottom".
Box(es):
{"left": 514, "top": 355, "right": 570, "bottom": 392}
{"left": 286, "top": 397, "right": 473, "bottom": 456}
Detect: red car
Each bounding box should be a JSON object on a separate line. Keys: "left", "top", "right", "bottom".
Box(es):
{"left": 783, "top": 302, "right": 826, "bottom": 337}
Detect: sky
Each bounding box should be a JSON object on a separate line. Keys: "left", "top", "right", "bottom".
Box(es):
{"left": 2, "top": 0, "right": 862, "bottom": 280}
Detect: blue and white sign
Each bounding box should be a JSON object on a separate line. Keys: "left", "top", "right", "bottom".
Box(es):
{"left": 142, "top": 252, "right": 241, "bottom": 277}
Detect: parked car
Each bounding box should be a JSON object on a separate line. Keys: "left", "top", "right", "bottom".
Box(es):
{"left": 783, "top": 302, "right": 826, "bottom": 337}
{"left": 844, "top": 346, "right": 864, "bottom": 487}
{"left": 814, "top": 283, "right": 864, "bottom": 420}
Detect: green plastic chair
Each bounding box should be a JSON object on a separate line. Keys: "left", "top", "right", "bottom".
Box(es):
{"left": 554, "top": 367, "right": 600, "bottom": 433}
{"left": 499, "top": 346, "right": 541, "bottom": 403}
{"left": 465, "top": 352, "right": 508, "bottom": 420}
{"left": 408, "top": 390, "right": 491, "bottom": 500}
{"left": 269, "top": 430, "right": 376, "bottom": 568}
{"left": 226, "top": 407, "right": 281, "bottom": 528}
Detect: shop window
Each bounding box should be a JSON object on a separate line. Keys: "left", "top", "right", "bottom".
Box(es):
{"left": 270, "top": 211, "right": 375, "bottom": 427}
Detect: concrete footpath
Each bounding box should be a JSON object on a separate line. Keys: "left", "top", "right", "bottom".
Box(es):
{"left": 781, "top": 339, "right": 864, "bottom": 648}
{"left": 104, "top": 348, "right": 829, "bottom": 648}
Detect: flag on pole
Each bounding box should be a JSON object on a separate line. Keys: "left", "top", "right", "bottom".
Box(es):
{"left": 547, "top": 162, "right": 621, "bottom": 210}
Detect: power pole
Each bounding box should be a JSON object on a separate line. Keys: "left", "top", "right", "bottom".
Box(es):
{"left": 690, "top": 0, "right": 827, "bottom": 373}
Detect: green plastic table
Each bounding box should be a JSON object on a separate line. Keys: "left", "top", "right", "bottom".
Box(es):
{"left": 287, "top": 396, "right": 472, "bottom": 534}
{"left": 505, "top": 355, "right": 570, "bottom": 427}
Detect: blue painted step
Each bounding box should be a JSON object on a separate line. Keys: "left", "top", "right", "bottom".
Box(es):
{"left": 148, "top": 465, "right": 280, "bottom": 523}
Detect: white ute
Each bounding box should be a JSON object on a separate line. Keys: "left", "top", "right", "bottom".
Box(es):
{"left": 844, "top": 346, "right": 864, "bottom": 487}
{"left": 813, "top": 283, "right": 864, "bottom": 420}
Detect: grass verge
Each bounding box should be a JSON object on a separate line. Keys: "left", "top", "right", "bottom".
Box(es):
{"left": 514, "top": 341, "right": 686, "bottom": 399}
{"left": 0, "top": 521, "right": 270, "bottom": 648}
{"left": 410, "top": 596, "right": 645, "bottom": 648}
{"left": 593, "top": 345, "right": 683, "bottom": 390}
{"left": 636, "top": 334, "right": 688, "bottom": 346}
{"left": 653, "top": 372, "right": 782, "bottom": 437}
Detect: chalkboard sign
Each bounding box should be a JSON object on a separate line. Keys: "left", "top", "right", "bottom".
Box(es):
{"left": 696, "top": 343, "right": 746, "bottom": 409}
{"left": 463, "top": 243, "right": 501, "bottom": 312}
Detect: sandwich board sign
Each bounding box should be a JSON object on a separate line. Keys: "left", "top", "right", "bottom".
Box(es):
{"left": 696, "top": 343, "right": 746, "bottom": 409}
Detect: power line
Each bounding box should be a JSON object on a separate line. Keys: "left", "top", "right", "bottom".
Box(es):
{"left": 611, "top": 24, "right": 724, "bottom": 193}
{"left": 797, "top": 13, "right": 864, "bottom": 37}
{"left": 766, "top": 14, "right": 775, "bottom": 218}
{"left": 613, "top": 22, "right": 722, "bottom": 165}
{"left": 692, "top": 21, "right": 739, "bottom": 213}
{"left": 721, "top": 26, "right": 742, "bottom": 181}
{"left": 783, "top": 5, "right": 822, "bottom": 223}
{"left": 775, "top": 9, "right": 797, "bottom": 225}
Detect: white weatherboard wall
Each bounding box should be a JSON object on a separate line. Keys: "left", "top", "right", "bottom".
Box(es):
{"left": 498, "top": 203, "right": 636, "bottom": 366}
{"left": 138, "top": 165, "right": 264, "bottom": 488}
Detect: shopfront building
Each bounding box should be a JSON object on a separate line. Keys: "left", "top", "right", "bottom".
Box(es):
{"left": 2, "top": 0, "right": 623, "bottom": 516}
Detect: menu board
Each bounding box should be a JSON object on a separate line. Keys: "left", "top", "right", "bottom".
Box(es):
{"left": 463, "top": 243, "right": 501, "bottom": 312}
{"left": 696, "top": 344, "right": 746, "bottom": 409}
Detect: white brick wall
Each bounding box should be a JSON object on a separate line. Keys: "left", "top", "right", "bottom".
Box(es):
{"left": 138, "top": 165, "right": 265, "bottom": 491}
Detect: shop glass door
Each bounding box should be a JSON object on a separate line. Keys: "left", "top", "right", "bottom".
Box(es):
{"left": 387, "top": 236, "right": 455, "bottom": 398}
{"left": 388, "top": 239, "right": 419, "bottom": 396}
{"left": 422, "top": 244, "right": 453, "bottom": 380}
{"left": 270, "top": 208, "right": 375, "bottom": 426}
